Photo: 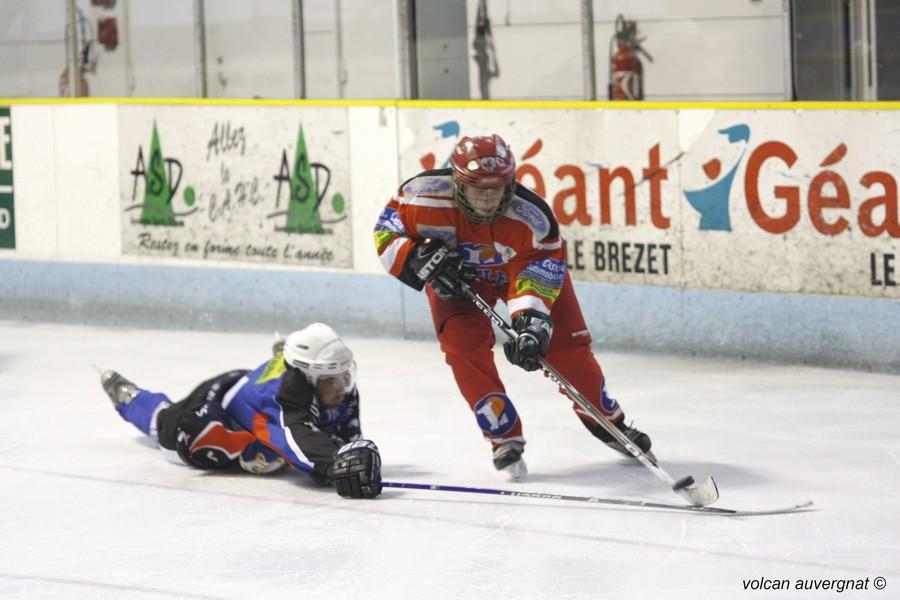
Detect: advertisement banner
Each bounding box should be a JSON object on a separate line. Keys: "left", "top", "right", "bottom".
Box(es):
{"left": 0, "top": 107, "right": 14, "bottom": 250}
{"left": 397, "top": 108, "right": 899, "bottom": 298}
{"left": 118, "top": 105, "right": 353, "bottom": 268}
{"left": 678, "top": 110, "right": 898, "bottom": 297}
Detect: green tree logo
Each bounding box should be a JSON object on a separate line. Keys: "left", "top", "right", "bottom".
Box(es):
{"left": 127, "top": 121, "right": 196, "bottom": 226}
{"left": 271, "top": 124, "right": 346, "bottom": 234}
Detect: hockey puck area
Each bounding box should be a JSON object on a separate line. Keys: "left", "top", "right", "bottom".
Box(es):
{"left": 673, "top": 476, "right": 695, "bottom": 490}
{"left": 672, "top": 475, "right": 720, "bottom": 506}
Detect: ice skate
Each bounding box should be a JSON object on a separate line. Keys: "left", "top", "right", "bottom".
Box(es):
{"left": 492, "top": 440, "right": 528, "bottom": 481}
{"left": 97, "top": 367, "right": 140, "bottom": 407}
{"left": 603, "top": 421, "right": 655, "bottom": 462}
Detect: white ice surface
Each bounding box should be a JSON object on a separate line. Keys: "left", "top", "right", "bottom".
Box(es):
{"left": 1, "top": 320, "right": 899, "bottom": 599}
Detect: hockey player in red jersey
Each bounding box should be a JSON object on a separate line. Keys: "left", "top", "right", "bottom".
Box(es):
{"left": 98, "top": 323, "right": 381, "bottom": 499}
{"left": 374, "top": 134, "right": 652, "bottom": 480}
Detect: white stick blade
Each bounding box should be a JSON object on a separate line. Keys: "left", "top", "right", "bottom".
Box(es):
{"left": 682, "top": 476, "right": 719, "bottom": 506}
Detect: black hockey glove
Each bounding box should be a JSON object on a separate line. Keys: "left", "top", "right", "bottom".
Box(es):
{"left": 332, "top": 440, "right": 382, "bottom": 499}
{"left": 408, "top": 239, "right": 477, "bottom": 301}
{"left": 503, "top": 311, "right": 553, "bottom": 372}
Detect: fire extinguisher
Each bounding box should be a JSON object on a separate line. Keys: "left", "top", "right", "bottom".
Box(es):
{"left": 608, "top": 14, "right": 653, "bottom": 100}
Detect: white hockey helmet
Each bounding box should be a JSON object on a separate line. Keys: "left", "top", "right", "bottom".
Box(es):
{"left": 283, "top": 323, "right": 357, "bottom": 400}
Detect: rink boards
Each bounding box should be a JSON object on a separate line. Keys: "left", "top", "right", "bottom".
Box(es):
{"left": 0, "top": 99, "right": 897, "bottom": 370}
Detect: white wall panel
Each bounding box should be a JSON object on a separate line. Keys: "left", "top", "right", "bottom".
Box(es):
{"left": 469, "top": 25, "right": 583, "bottom": 100}
{"left": 465, "top": 0, "right": 789, "bottom": 100}
{"left": 304, "top": 31, "right": 340, "bottom": 98}
{"left": 126, "top": 0, "right": 197, "bottom": 97}
{"left": 627, "top": 17, "right": 787, "bottom": 99}
{"left": 7, "top": 105, "right": 58, "bottom": 257}
{"left": 349, "top": 105, "right": 399, "bottom": 274}
{"left": 340, "top": 4, "right": 398, "bottom": 99}
{"left": 54, "top": 104, "right": 120, "bottom": 259}
{"left": 204, "top": 0, "right": 295, "bottom": 99}
{"left": 1, "top": 0, "right": 790, "bottom": 102}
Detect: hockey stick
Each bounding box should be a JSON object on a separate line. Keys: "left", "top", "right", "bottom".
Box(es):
{"left": 279, "top": 458, "right": 794, "bottom": 515}
{"left": 448, "top": 279, "right": 719, "bottom": 507}
{"left": 381, "top": 480, "right": 813, "bottom": 517}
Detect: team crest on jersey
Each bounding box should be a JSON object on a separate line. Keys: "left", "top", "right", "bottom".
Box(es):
{"left": 418, "top": 225, "right": 456, "bottom": 245}
{"left": 474, "top": 393, "right": 518, "bottom": 436}
{"left": 457, "top": 243, "right": 507, "bottom": 266}
{"left": 510, "top": 199, "right": 550, "bottom": 238}
{"left": 403, "top": 176, "right": 452, "bottom": 196}
{"left": 478, "top": 269, "right": 508, "bottom": 286}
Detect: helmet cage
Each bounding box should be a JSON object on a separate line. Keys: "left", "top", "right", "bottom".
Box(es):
{"left": 454, "top": 181, "right": 516, "bottom": 223}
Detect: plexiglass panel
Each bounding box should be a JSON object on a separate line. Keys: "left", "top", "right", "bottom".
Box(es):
{"left": 0, "top": 0, "right": 895, "bottom": 101}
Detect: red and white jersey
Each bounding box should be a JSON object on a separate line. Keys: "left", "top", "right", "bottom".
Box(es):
{"left": 374, "top": 168, "right": 567, "bottom": 317}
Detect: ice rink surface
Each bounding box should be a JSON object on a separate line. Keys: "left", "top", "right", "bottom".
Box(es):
{"left": 1, "top": 320, "right": 899, "bottom": 600}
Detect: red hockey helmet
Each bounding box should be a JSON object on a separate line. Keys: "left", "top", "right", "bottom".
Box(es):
{"left": 450, "top": 134, "right": 517, "bottom": 223}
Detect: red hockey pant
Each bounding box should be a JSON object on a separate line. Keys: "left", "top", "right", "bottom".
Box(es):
{"left": 427, "top": 273, "right": 624, "bottom": 447}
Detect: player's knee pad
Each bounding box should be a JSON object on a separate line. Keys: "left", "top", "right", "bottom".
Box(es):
{"left": 175, "top": 401, "right": 255, "bottom": 470}
{"left": 473, "top": 393, "right": 520, "bottom": 441}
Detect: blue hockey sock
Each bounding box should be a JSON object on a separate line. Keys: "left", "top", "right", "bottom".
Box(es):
{"left": 117, "top": 390, "right": 171, "bottom": 438}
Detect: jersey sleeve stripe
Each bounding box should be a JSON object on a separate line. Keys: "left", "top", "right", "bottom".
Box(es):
{"left": 534, "top": 238, "right": 563, "bottom": 250}
{"left": 378, "top": 235, "right": 414, "bottom": 275}
{"left": 404, "top": 196, "right": 456, "bottom": 208}
{"left": 279, "top": 424, "right": 313, "bottom": 466}
{"left": 507, "top": 295, "right": 551, "bottom": 317}
{"left": 515, "top": 277, "right": 562, "bottom": 303}
{"left": 221, "top": 375, "right": 248, "bottom": 410}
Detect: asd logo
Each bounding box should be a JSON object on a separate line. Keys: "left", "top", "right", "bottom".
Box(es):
{"left": 128, "top": 121, "right": 198, "bottom": 226}
{"left": 682, "top": 124, "right": 750, "bottom": 231}
{"left": 270, "top": 124, "right": 347, "bottom": 234}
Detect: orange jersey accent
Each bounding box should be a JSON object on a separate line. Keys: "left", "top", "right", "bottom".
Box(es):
{"left": 374, "top": 169, "right": 567, "bottom": 316}
{"left": 189, "top": 422, "right": 256, "bottom": 460}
